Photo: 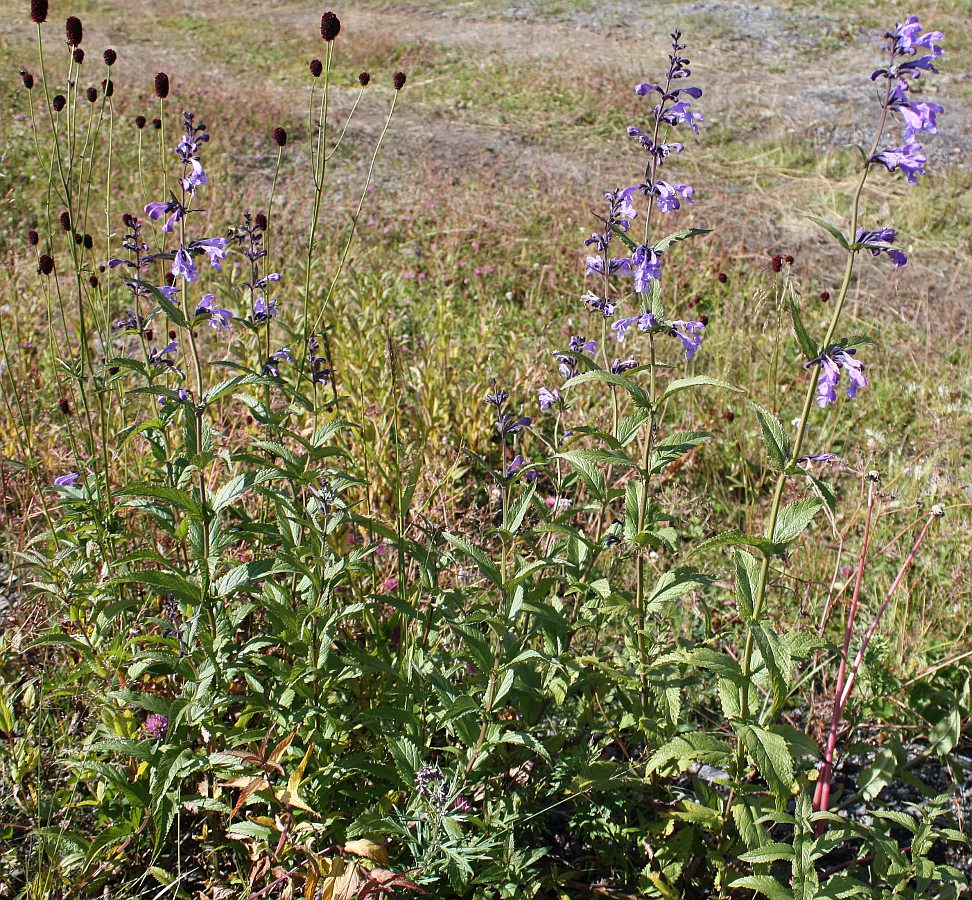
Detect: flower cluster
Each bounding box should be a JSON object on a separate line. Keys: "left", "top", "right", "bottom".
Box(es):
{"left": 808, "top": 347, "right": 867, "bottom": 408}
{"left": 869, "top": 16, "right": 944, "bottom": 184}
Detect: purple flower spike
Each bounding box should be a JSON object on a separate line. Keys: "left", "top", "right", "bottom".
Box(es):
{"left": 653, "top": 180, "right": 695, "bottom": 213}
{"left": 870, "top": 142, "right": 926, "bottom": 183}
{"left": 662, "top": 100, "right": 704, "bottom": 134}
{"left": 809, "top": 347, "right": 867, "bottom": 407}
{"left": 856, "top": 227, "right": 908, "bottom": 267}
{"left": 194, "top": 294, "right": 233, "bottom": 329}
{"left": 54, "top": 472, "right": 81, "bottom": 487}
{"left": 631, "top": 245, "right": 661, "bottom": 293}
{"left": 192, "top": 237, "right": 229, "bottom": 271}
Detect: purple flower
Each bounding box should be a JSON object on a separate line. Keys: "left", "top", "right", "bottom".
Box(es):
{"left": 870, "top": 142, "right": 926, "bottom": 183}
{"left": 149, "top": 341, "right": 179, "bottom": 367}
{"left": 856, "top": 227, "right": 908, "bottom": 267}
{"left": 662, "top": 100, "right": 703, "bottom": 134}
{"left": 144, "top": 199, "right": 183, "bottom": 233}
{"left": 585, "top": 256, "right": 632, "bottom": 277}
{"left": 809, "top": 348, "right": 867, "bottom": 408}
{"left": 262, "top": 347, "right": 293, "bottom": 377}
{"left": 611, "top": 355, "right": 638, "bottom": 374}
{"left": 631, "top": 245, "right": 661, "bottom": 293}
{"left": 157, "top": 285, "right": 179, "bottom": 302}
{"left": 611, "top": 313, "right": 655, "bottom": 343}
{"left": 538, "top": 386, "right": 561, "bottom": 411}
{"left": 886, "top": 15, "right": 943, "bottom": 58}
{"left": 172, "top": 246, "right": 198, "bottom": 282}
{"left": 889, "top": 80, "right": 943, "bottom": 140}
{"left": 568, "top": 335, "right": 597, "bottom": 355}
{"left": 144, "top": 713, "right": 168, "bottom": 740}
{"left": 191, "top": 237, "right": 229, "bottom": 271}
{"left": 253, "top": 296, "right": 277, "bottom": 324}
{"left": 194, "top": 293, "right": 233, "bottom": 329}
{"left": 653, "top": 180, "right": 695, "bottom": 213}
{"left": 158, "top": 388, "right": 190, "bottom": 407}
{"left": 580, "top": 291, "right": 616, "bottom": 318}
{"left": 54, "top": 472, "right": 81, "bottom": 487}
{"left": 670, "top": 320, "right": 705, "bottom": 361}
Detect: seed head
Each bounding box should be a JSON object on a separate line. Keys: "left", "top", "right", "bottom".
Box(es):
{"left": 73, "top": 47, "right": 84, "bottom": 64}
{"left": 154, "top": 71, "right": 169, "bottom": 99}
{"left": 52, "top": 94, "right": 66, "bottom": 112}
{"left": 59, "top": 210, "right": 71, "bottom": 231}
{"left": 930, "top": 503, "right": 945, "bottom": 518}
{"left": 273, "top": 126, "right": 287, "bottom": 147}
{"left": 102, "top": 78, "right": 113, "bottom": 97}
{"left": 309, "top": 58, "right": 323, "bottom": 77}
{"left": 27, "top": 229, "right": 39, "bottom": 246}
{"left": 85, "top": 86, "right": 97, "bottom": 103}
{"left": 819, "top": 290, "right": 830, "bottom": 302}
{"left": 358, "top": 71, "right": 370, "bottom": 86}
{"left": 103, "top": 48, "right": 117, "bottom": 66}
{"left": 255, "top": 212, "right": 268, "bottom": 230}
{"left": 134, "top": 114, "right": 146, "bottom": 129}
{"left": 38, "top": 254, "right": 54, "bottom": 275}
{"left": 30, "top": 0, "right": 48, "bottom": 25}
{"left": 20, "top": 68, "right": 34, "bottom": 90}
{"left": 320, "top": 11, "right": 341, "bottom": 41}
{"left": 152, "top": 117, "right": 161, "bottom": 129}
{"left": 393, "top": 71, "right": 407, "bottom": 90}
{"left": 65, "top": 16, "right": 83, "bottom": 46}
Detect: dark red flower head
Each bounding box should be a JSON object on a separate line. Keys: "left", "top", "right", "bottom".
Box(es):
{"left": 59, "top": 210, "right": 71, "bottom": 231}
{"left": 20, "top": 68, "right": 34, "bottom": 90}
{"left": 52, "top": 94, "right": 66, "bottom": 111}
{"left": 393, "top": 71, "right": 407, "bottom": 90}
{"left": 309, "top": 57, "right": 323, "bottom": 77}
{"left": 152, "top": 117, "right": 162, "bottom": 129}
{"left": 73, "top": 47, "right": 84, "bottom": 64}
{"left": 38, "top": 254, "right": 54, "bottom": 275}
{"left": 101, "top": 78, "right": 113, "bottom": 96}
{"left": 135, "top": 114, "right": 146, "bottom": 128}
{"left": 154, "top": 72, "right": 169, "bottom": 99}
{"left": 30, "top": 0, "right": 48, "bottom": 25}
{"left": 85, "top": 86, "right": 97, "bottom": 103}
{"left": 65, "top": 16, "right": 83, "bottom": 46}
{"left": 273, "top": 126, "right": 287, "bottom": 147}
{"left": 320, "top": 11, "right": 341, "bottom": 41}
{"left": 103, "top": 48, "right": 117, "bottom": 66}
{"left": 255, "top": 212, "right": 268, "bottom": 230}
{"left": 358, "top": 71, "right": 370, "bottom": 86}
{"left": 27, "top": 229, "right": 39, "bottom": 246}
{"left": 770, "top": 254, "right": 783, "bottom": 272}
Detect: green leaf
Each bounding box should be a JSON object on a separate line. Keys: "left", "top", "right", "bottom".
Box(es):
{"left": 653, "top": 227, "right": 712, "bottom": 253}
{"left": 772, "top": 498, "right": 823, "bottom": 544}
{"left": 650, "top": 431, "right": 711, "bottom": 474}
{"left": 807, "top": 216, "right": 850, "bottom": 251}
{"left": 734, "top": 550, "right": 760, "bottom": 621}
{"left": 646, "top": 733, "right": 732, "bottom": 775}
{"left": 562, "top": 370, "right": 650, "bottom": 408}
{"left": 214, "top": 560, "right": 275, "bottom": 599}
{"left": 610, "top": 223, "right": 638, "bottom": 252}
{"left": 111, "top": 571, "right": 201, "bottom": 604}
{"left": 737, "top": 724, "right": 795, "bottom": 805}
{"left": 689, "top": 529, "right": 780, "bottom": 559}
{"left": 660, "top": 376, "right": 742, "bottom": 404}
{"left": 858, "top": 745, "right": 898, "bottom": 801}
{"left": 645, "top": 568, "right": 712, "bottom": 615}
{"left": 502, "top": 482, "right": 536, "bottom": 536}
{"left": 729, "top": 875, "right": 794, "bottom": 900}
{"left": 118, "top": 482, "right": 201, "bottom": 519}
{"left": 789, "top": 296, "right": 818, "bottom": 360}
{"left": 558, "top": 450, "right": 606, "bottom": 499}
{"left": 615, "top": 410, "right": 650, "bottom": 447}
{"left": 142, "top": 281, "right": 188, "bottom": 327}
{"left": 443, "top": 533, "right": 503, "bottom": 588}
{"left": 750, "top": 621, "right": 792, "bottom": 714}
{"left": 750, "top": 402, "right": 790, "bottom": 470}
{"left": 738, "top": 842, "right": 795, "bottom": 864}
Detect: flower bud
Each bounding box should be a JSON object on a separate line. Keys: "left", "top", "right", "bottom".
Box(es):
{"left": 27, "top": 229, "right": 39, "bottom": 246}
{"left": 20, "top": 68, "right": 34, "bottom": 90}
{"left": 393, "top": 71, "right": 407, "bottom": 90}
{"left": 30, "top": 0, "right": 48, "bottom": 25}
{"left": 309, "top": 58, "right": 323, "bottom": 77}
{"left": 320, "top": 11, "right": 341, "bottom": 41}
{"left": 103, "top": 48, "right": 117, "bottom": 66}
{"left": 358, "top": 71, "right": 370, "bottom": 86}
{"left": 135, "top": 114, "right": 146, "bottom": 128}
{"left": 65, "top": 16, "right": 83, "bottom": 46}
{"left": 154, "top": 71, "right": 169, "bottom": 99}
{"left": 52, "top": 94, "right": 66, "bottom": 112}
{"left": 73, "top": 47, "right": 84, "bottom": 64}
{"left": 699, "top": 315, "right": 709, "bottom": 326}
{"left": 38, "top": 254, "right": 54, "bottom": 275}
{"left": 85, "top": 86, "right": 97, "bottom": 103}
{"left": 724, "top": 409, "right": 734, "bottom": 422}
{"left": 273, "top": 126, "right": 287, "bottom": 147}
{"left": 74, "top": 232, "right": 83, "bottom": 245}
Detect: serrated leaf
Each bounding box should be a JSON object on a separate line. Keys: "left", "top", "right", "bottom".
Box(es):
{"left": 646, "top": 733, "right": 732, "bottom": 775}
{"left": 443, "top": 533, "right": 503, "bottom": 588}
{"left": 650, "top": 431, "right": 711, "bottom": 474}
{"left": 734, "top": 550, "right": 760, "bottom": 621}
{"left": 645, "top": 568, "right": 712, "bottom": 615}
{"left": 142, "top": 281, "right": 188, "bottom": 327}
{"left": 558, "top": 450, "right": 606, "bottom": 499}
{"left": 502, "top": 482, "right": 535, "bottom": 536}
{"left": 729, "top": 875, "right": 794, "bottom": 900}
{"left": 750, "top": 402, "right": 790, "bottom": 470}
{"left": 689, "top": 529, "right": 780, "bottom": 559}
{"left": 660, "top": 376, "right": 742, "bottom": 404}
{"left": 750, "top": 621, "right": 792, "bottom": 714}
{"left": 562, "top": 370, "right": 650, "bottom": 408}
{"left": 773, "top": 498, "right": 823, "bottom": 544}
{"left": 738, "top": 842, "right": 795, "bottom": 864}
{"left": 118, "top": 482, "right": 201, "bottom": 518}
{"left": 737, "top": 724, "right": 794, "bottom": 805}
{"left": 789, "top": 296, "right": 818, "bottom": 360}
{"left": 653, "top": 227, "right": 712, "bottom": 253}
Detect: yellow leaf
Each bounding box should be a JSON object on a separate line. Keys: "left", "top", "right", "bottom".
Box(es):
{"left": 343, "top": 838, "right": 390, "bottom": 865}
{"left": 287, "top": 743, "right": 316, "bottom": 795}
